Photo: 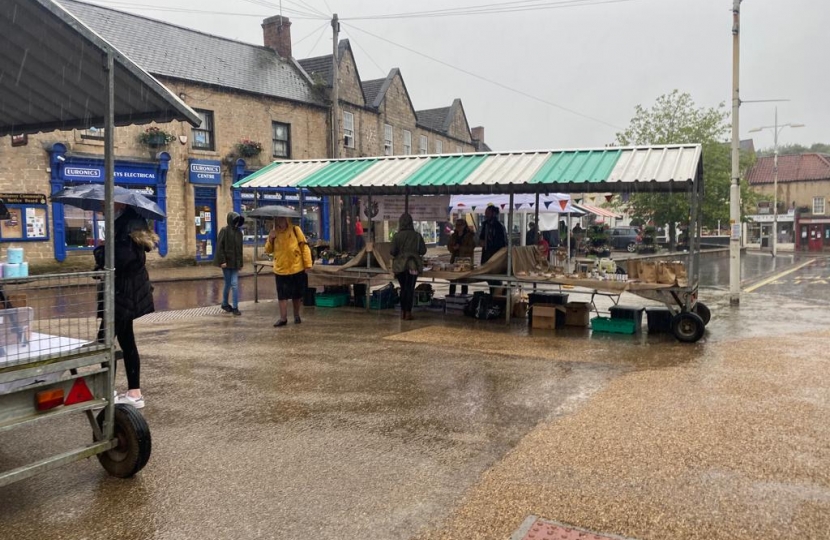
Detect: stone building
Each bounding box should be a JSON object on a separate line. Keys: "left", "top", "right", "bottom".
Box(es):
{"left": 0, "top": 0, "right": 487, "bottom": 267}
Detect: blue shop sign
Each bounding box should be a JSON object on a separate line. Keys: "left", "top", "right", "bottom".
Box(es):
{"left": 63, "top": 164, "right": 158, "bottom": 184}
{"left": 189, "top": 159, "right": 222, "bottom": 185}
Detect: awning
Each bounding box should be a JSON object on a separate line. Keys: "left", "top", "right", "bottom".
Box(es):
{"left": 0, "top": 0, "right": 201, "bottom": 136}
{"left": 573, "top": 203, "right": 620, "bottom": 219}
{"left": 233, "top": 145, "right": 703, "bottom": 195}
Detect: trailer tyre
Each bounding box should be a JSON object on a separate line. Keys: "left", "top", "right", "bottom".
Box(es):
{"left": 96, "top": 404, "right": 152, "bottom": 478}
{"left": 671, "top": 312, "right": 705, "bottom": 343}
{"left": 692, "top": 301, "right": 711, "bottom": 326}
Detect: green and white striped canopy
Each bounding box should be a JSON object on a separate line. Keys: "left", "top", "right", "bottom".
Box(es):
{"left": 233, "top": 145, "right": 702, "bottom": 195}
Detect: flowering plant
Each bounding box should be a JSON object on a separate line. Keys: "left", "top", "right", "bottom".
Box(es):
{"left": 138, "top": 126, "right": 175, "bottom": 146}
{"left": 234, "top": 138, "right": 263, "bottom": 157}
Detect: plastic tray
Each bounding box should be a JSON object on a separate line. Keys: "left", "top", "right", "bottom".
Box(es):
{"left": 315, "top": 293, "right": 349, "bottom": 308}
{"left": 591, "top": 316, "right": 636, "bottom": 334}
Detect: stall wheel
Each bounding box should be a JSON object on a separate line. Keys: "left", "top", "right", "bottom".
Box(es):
{"left": 95, "top": 405, "right": 152, "bottom": 478}
{"left": 692, "top": 301, "right": 711, "bottom": 326}
{"left": 671, "top": 312, "right": 705, "bottom": 343}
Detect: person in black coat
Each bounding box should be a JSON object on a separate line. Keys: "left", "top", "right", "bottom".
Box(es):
{"left": 100, "top": 203, "right": 156, "bottom": 409}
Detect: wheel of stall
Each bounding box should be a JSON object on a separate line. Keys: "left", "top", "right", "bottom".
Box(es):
{"left": 692, "top": 301, "right": 711, "bottom": 326}
{"left": 626, "top": 242, "right": 637, "bottom": 253}
{"left": 671, "top": 312, "right": 706, "bottom": 343}
{"left": 95, "top": 404, "right": 152, "bottom": 478}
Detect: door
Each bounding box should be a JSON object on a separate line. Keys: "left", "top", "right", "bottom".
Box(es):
{"left": 194, "top": 190, "right": 216, "bottom": 262}
{"left": 808, "top": 224, "right": 823, "bottom": 252}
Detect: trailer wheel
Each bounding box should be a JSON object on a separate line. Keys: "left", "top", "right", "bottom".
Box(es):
{"left": 671, "top": 312, "right": 705, "bottom": 343}
{"left": 692, "top": 301, "right": 711, "bottom": 326}
{"left": 95, "top": 404, "right": 152, "bottom": 478}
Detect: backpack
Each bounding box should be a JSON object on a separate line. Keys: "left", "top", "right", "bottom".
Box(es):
{"left": 464, "top": 292, "right": 502, "bottom": 320}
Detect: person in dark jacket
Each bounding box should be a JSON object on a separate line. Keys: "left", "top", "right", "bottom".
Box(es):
{"left": 216, "top": 211, "right": 245, "bottom": 315}
{"left": 390, "top": 213, "right": 426, "bottom": 321}
{"left": 478, "top": 206, "right": 507, "bottom": 264}
{"left": 111, "top": 203, "right": 156, "bottom": 409}
{"left": 447, "top": 218, "right": 476, "bottom": 296}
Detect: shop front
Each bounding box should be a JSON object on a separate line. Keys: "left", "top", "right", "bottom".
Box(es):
{"left": 189, "top": 159, "right": 222, "bottom": 262}
{"left": 48, "top": 143, "right": 170, "bottom": 261}
{"left": 796, "top": 214, "right": 830, "bottom": 252}
{"left": 232, "top": 160, "right": 330, "bottom": 243}
{"left": 745, "top": 213, "right": 795, "bottom": 251}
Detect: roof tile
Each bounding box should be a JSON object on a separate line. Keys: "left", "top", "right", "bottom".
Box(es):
{"left": 746, "top": 154, "right": 830, "bottom": 184}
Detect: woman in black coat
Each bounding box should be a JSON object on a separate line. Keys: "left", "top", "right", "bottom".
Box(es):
{"left": 110, "top": 203, "right": 156, "bottom": 409}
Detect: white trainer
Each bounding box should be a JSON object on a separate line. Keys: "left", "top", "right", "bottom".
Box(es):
{"left": 115, "top": 393, "right": 145, "bottom": 409}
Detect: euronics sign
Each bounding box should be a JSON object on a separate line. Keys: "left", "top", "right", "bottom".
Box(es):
{"left": 189, "top": 159, "right": 222, "bottom": 185}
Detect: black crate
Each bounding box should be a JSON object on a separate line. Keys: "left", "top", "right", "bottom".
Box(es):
{"left": 303, "top": 287, "right": 317, "bottom": 307}
{"left": 609, "top": 305, "right": 644, "bottom": 331}
{"left": 528, "top": 292, "right": 569, "bottom": 306}
{"left": 645, "top": 307, "right": 673, "bottom": 333}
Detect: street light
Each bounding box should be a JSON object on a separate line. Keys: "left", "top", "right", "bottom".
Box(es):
{"left": 750, "top": 107, "right": 805, "bottom": 257}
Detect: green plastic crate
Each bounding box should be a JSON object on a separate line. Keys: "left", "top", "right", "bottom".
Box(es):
{"left": 315, "top": 293, "right": 349, "bottom": 308}
{"left": 370, "top": 296, "right": 396, "bottom": 309}
{"left": 591, "top": 316, "right": 637, "bottom": 334}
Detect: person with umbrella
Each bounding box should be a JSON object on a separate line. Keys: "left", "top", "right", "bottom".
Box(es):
{"left": 263, "top": 210, "right": 313, "bottom": 327}
{"left": 53, "top": 185, "right": 160, "bottom": 409}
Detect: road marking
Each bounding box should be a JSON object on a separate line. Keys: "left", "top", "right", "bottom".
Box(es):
{"left": 744, "top": 259, "right": 817, "bottom": 293}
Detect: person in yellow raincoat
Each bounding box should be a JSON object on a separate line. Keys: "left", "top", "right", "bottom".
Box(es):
{"left": 265, "top": 216, "right": 313, "bottom": 327}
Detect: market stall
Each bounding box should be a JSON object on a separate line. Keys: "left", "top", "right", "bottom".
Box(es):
{"left": 233, "top": 145, "right": 707, "bottom": 342}
{"left": 0, "top": 0, "right": 200, "bottom": 487}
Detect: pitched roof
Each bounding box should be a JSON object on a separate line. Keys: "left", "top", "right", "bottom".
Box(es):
{"left": 57, "top": 0, "right": 323, "bottom": 106}
{"left": 746, "top": 153, "right": 830, "bottom": 185}
{"left": 298, "top": 40, "right": 351, "bottom": 87}
{"left": 416, "top": 107, "right": 452, "bottom": 132}
{"left": 362, "top": 79, "right": 386, "bottom": 107}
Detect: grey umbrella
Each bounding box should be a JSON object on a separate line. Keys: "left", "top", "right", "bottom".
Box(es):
{"left": 245, "top": 205, "right": 300, "bottom": 219}
{"left": 51, "top": 184, "right": 166, "bottom": 220}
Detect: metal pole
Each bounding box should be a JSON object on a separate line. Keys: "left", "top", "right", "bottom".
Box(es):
{"left": 103, "top": 51, "right": 115, "bottom": 437}
{"left": 534, "top": 192, "right": 540, "bottom": 247}
{"left": 772, "top": 107, "right": 778, "bottom": 257}
{"left": 404, "top": 191, "right": 410, "bottom": 214}
{"left": 330, "top": 13, "right": 341, "bottom": 250}
{"left": 506, "top": 193, "right": 514, "bottom": 324}
{"left": 567, "top": 211, "right": 571, "bottom": 272}
{"left": 729, "top": 0, "right": 742, "bottom": 305}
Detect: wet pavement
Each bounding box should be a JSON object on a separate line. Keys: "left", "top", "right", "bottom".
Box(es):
{"left": 1, "top": 252, "right": 829, "bottom": 539}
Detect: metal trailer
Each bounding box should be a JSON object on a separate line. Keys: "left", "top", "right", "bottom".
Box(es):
{"left": 0, "top": 0, "right": 200, "bottom": 487}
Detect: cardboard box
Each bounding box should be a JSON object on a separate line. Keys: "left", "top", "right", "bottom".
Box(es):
{"left": 532, "top": 305, "right": 564, "bottom": 329}
{"left": 564, "top": 302, "right": 591, "bottom": 327}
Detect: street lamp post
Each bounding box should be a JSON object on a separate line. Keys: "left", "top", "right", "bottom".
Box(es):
{"left": 750, "top": 108, "right": 804, "bottom": 257}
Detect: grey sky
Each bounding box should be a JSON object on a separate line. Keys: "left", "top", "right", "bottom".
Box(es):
{"left": 89, "top": 0, "right": 828, "bottom": 152}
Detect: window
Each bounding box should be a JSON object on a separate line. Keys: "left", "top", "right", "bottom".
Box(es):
{"left": 435, "top": 140, "right": 443, "bottom": 154}
{"left": 192, "top": 109, "right": 215, "bottom": 150}
{"left": 456, "top": 145, "right": 463, "bottom": 154}
{"left": 384, "top": 124, "right": 393, "bottom": 156}
{"left": 343, "top": 111, "right": 355, "bottom": 148}
{"left": 419, "top": 135, "right": 428, "bottom": 155}
{"left": 64, "top": 207, "right": 103, "bottom": 248}
{"left": 813, "top": 197, "right": 826, "bottom": 215}
{"left": 403, "top": 130, "right": 412, "bottom": 155}
{"left": 272, "top": 122, "right": 291, "bottom": 158}
{"left": 80, "top": 126, "right": 105, "bottom": 142}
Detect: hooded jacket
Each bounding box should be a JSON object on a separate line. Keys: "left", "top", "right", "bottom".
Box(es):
{"left": 264, "top": 223, "right": 313, "bottom": 275}
{"left": 112, "top": 206, "right": 155, "bottom": 324}
{"left": 216, "top": 211, "right": 245, "bottom": 269}
{"left": 390, "top": 213, "right": 427, "bottom": 274}
{"left": 447, "top": 226, "right": 476, "bottom": 263}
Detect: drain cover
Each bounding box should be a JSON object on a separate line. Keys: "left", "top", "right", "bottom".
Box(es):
{"left": 511, "top": 516, "right": 636, "bottom": 540}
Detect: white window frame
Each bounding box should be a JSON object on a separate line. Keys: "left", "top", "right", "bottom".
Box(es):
{"left": 435, "top": 140, "right": 443, "bottom": 154}
{"left": 419, "top": 135, "right": 428, "bottom": 155}
{"left": 814, "top": 196, "right": 826, "bottom": 215}
{"left": 343, "top": 111, "right": 355, "bottom": 149}
{"left": 403, "top": 130, "right": 412, "bottom": 155}
{"left": 384, "top": 124, "right": 393, "bottom": 156}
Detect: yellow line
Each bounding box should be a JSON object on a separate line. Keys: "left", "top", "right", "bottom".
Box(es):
{"left": 743, "top": 258, "right": 817, "bottom": 293}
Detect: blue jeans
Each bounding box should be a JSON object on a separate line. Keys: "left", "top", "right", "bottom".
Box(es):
{"left": 222, "top": 268, "right": 239, "bottom": 309}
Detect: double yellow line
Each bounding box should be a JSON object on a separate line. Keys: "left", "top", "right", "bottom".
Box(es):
{"left": 743, "top": 258, "right": 817, "bottom": 293}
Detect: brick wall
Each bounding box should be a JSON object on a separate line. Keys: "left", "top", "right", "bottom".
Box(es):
{"left": 752, "top": 181, "right": 830, "bottom": 213}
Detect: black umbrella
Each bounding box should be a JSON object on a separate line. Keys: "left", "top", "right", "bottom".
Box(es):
{"left": 245, "top": 205, "right": 300, "bottom": 219}
{"left": 51, "top": 184, "right": 166, "bottom": 220}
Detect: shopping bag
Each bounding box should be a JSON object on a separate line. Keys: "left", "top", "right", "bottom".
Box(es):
{"left": 626, "top": 260, "right": 640, "bottom": 280}
{"left": 657, "top": 262, "right": 677, "bottom": 285}
{"left": 672, "top": 262, "right": 688, "bottom": 287}
{"left": 639, "top": 261, "right": 658, "bottom": 283}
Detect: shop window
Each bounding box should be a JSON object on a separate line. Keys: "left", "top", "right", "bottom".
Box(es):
{"left": 403, "top": 130, "right": 412, "bottom": 155}
{"left": 419, "top": 135, "right": 428, "bottom": 155}
{"left": 813, "top": 196, "right": 826, "bottom": 215}
{"left": 272, "top": 122, "right": 291, "bottom": 158}
{"left": 826, "top": 226, "right": 830, "bottom": 241}
{"left": 343, "top": 112, "right": 355, "bottom": 148}
{"left": 435, "top": 140, "right": 443, "bottom": 154}
{"left": 384, "top": 124, "right": 393, "bottom": 156}
{"left": 192, "top": 109, "right": 215, "bottom": 151}
{"left": 64, "top": 206, "right": 103, "bottom": 249}
{"left": 80, "top": 126, "right": 105, "bottom": 142}
{"left": 0, "top": 202, "right": 49, "bottom": 242}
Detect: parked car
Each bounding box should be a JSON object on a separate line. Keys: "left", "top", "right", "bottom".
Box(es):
{"left": 609, "top": 226, "right": 641, "bottom": 252}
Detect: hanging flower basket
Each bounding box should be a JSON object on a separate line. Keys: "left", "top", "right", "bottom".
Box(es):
{"left": 138, "top": 126, "right": 175, "bottom": 148}
{"left": 235, "top": 138, "right": 262, "bottom": 158}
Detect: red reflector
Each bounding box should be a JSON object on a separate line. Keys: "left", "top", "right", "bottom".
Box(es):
{"left": 64, "top": 378, "right": 95, "bottom": 406}
{"left": 36, "top": 388, "right": 64, "bottom": 411}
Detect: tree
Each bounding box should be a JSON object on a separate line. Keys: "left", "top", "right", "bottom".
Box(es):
{"left": 614, "top": 90, "right": 756, "bottom": 248}
{"left": 758, "top": 142, "right": 830, "bottom": 157}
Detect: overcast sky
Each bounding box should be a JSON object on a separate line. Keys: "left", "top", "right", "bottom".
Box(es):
{"left": 89, "top": 0, "right": 828, "bottom": 152}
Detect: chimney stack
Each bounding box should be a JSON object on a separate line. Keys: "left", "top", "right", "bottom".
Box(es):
{"left": 262, "top": 15, "right": 292, "bottom": 58}
{"left": 471, "top": 126, "right": 485, "bottom": 143}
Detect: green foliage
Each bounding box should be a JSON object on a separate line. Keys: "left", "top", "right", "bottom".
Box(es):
{"left": 613, "top": 90, "right": 757, "bottom": 244}
{"left": 757, "top": 142, "right": 830, "bottom": 157}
